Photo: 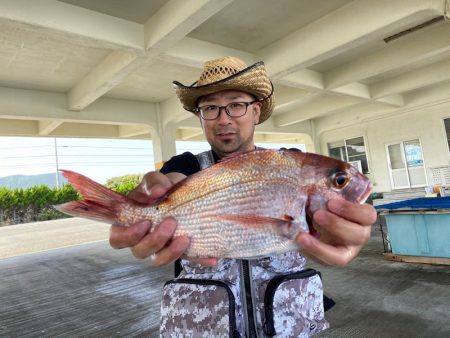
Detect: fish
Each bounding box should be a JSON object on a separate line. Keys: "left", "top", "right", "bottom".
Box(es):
{"left": 54, "top": 149, "right": 372, "bottom": 259}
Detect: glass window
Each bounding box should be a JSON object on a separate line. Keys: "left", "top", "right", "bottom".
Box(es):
{"left": 328, "top": 140, "right": 347, "bottom": 161}
{"left": 444, "top": 118, "right": 450, "bottom": 154}
{"left": 387, "top": 144, "right": 405, "bottom": 169}
{"left": 328, "top": 136, "right": 369, "bottom": 174}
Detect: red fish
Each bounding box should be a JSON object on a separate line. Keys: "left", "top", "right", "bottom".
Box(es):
{"left": 55, "top": 149, "right": 372, "bottom": 259}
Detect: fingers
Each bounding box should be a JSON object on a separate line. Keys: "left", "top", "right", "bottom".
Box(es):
{"left": 300, "top": 199, "right": 376, "bottom": 267}
{"left": 313, "top": 209, "right": 371, "bottom": 246}
{"left": 110, "top": 217, "right": 192, "bottom": 267}
{"left": 296, "top": 232, "right": 362, "bottom": 267}
{"left": 311, "top": 199, "right": 375, "bottom": 246}
{"left": 327, "top": 199, "right": 377, "bottom": 226}
{"left": 151, "top": 236, "right": 190, "bottom": 267}
{"left": 127, "top": 172, "right": 173, "bottom": 204}
{"left": 130, "top": 218, "right": 177, "bottom": 259}
{"left": 109, "top": 220, "right": 152, "bottom": 249}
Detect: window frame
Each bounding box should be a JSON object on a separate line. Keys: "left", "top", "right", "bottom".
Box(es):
{"left": 442, "top": 117, "right": 450, "bottom": 158}
{"left": 327, "top": 135, "right": 370, "bottom": 174}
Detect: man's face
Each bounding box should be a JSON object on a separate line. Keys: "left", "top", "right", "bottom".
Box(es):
{"left": 197, "top": 90, "right": 262, "bottom": 158}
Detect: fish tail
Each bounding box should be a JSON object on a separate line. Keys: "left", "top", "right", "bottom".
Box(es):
{"left": 54, "top": 170, "right": 128, "bottom": 224}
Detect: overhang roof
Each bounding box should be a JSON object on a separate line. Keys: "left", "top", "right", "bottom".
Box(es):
{"left": 1, "top": 0, "right": 450, "bottom": 145}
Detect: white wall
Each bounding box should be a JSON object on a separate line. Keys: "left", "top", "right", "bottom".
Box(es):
{"left": 317, "top": 101, "right": 450, "bottom": 192}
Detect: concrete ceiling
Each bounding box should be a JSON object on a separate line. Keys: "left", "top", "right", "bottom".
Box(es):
{"left": 1, "top": 0, "right": 450, "bottom": 147}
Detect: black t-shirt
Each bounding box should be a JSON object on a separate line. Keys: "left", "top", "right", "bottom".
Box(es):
{"left": 159, "top": 151, "right": 220, "bottom": 176}
{"left": 160, "top": 148, "right": 295, "bottom": 176}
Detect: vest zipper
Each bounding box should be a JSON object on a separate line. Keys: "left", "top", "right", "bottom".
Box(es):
{"left": 241, "top": 260, "right": 258, "bottom": 337}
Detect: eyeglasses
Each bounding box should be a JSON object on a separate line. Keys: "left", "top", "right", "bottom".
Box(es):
{"left": 196, "top": 101, "right": 258, "bottom": 120}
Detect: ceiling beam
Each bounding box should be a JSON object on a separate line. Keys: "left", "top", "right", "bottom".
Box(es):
{"left": 144, "top": 0, "right": 233, "bottom": 53}
{"left": 404, "top": 79, "right": 450, "bottom": 107}
{"left": 159, "top": 95, "right": 193, "bottom": 128}
{"left": 274, "top": 94, "right": 321, "bottom": 114}
{"left": 67, "top": 49, "right": 140, "bottom": 111}
{"left": 256, "top": 0, "right": 445, "bottom": 79}
{"left": 274, "top": 95, "right": 362, "bottom": 127}
{"left": 177, "top": 128, "right": 204, "bottom": 141}
{"left": 0, "top": 0, "right": 143, "bottom": 49}
{"left": 162, "top": 37, "right": 254, "bottom": 68}
{"left": 278, "top": 69, "right": 324, "bottom": 91}
{"left": 254, "top": 133, "right": 307, "bottom": 144}
{"left": 279, "top": 69, "right": 404, "bottom": 107}
{"left": 315, "top": 81, "right": 450, "bottom": 136}
{"left": 325, "top": 22, "right": 450, "bottom": 89}
{"left": 332, "top": 82, "right": 370, "bottom": 99}
{"left": 371, "top": 57, "right": 450, "bottom": 98}
{"left": 0, "top": 87, "right": 159, "bottom": 128}
{"left": 66, "top": 0, "right": 235, "bottom": 111}
{"left": 0, "top": 119, "right": 37, "bottom": 136}
{"left": 52, "top": 123, "right": 119, "bottom": 138}
{"left": 376, "top": 94, "right": 404, "bottom": 107}
{"left": 38, "top": 120, "right": 62, "bottom": 135}
{"left": 118, "top": 125, "right": 150, "bottom": 138}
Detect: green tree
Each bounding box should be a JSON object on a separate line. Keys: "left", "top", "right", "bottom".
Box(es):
{"left": 105, "top": 174, "right": 142, "bottom": 195}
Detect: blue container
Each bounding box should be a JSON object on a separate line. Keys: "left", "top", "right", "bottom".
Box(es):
{"left": 383, "top": 212, "right": 450, "bottom": 258}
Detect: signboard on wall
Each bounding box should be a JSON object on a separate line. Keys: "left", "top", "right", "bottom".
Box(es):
{"left": 404, "top": 143, "right": 423, "bottom": 166}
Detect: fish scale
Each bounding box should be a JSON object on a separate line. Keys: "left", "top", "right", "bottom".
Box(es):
{"left": 55, "top": 149, "right": 372, "bottom": 259}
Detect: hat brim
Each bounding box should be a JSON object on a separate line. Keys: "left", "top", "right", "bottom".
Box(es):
{"left": 173, "top": 62, "right": 274, "bottom": 124}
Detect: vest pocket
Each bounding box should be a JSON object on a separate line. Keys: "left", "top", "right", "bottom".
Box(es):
{"left": 160, "top": 278, "right": 240, "bottom": 338}
{"left": 261, "top": 269, "right": 327, "bottom": 337}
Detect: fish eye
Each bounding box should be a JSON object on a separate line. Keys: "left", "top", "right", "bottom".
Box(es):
{"left": 332, "top": 172, "right": 350, "bottom": 189}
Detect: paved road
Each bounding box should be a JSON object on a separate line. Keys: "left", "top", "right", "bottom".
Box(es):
{"left": 0, "top": 218, "right": 110, "bottom": 259}
{"left": 0, "top": 218, "right": 172, "bottom": 338}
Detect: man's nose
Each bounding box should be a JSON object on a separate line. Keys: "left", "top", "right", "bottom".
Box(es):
{"left": 216, "top": 106, "right": 232, "bottom": 123}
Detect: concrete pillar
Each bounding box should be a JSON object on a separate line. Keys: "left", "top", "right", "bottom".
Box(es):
{"left": 153, "top": 121, "right": 177, "bottom": 170}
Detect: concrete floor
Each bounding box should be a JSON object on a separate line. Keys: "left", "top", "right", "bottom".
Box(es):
{"left": 0, "top": 220, "right": 449, "bottom": 337}
{"left": 314, "top": 233, "right": 450, "bottom": 338}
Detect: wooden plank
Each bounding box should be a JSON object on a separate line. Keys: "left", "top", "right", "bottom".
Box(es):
{"left": 0, "top": 240, "right": 172, "bottom": 337}
{"left": 384, "top": 252, "right": 450, "bottom": 265}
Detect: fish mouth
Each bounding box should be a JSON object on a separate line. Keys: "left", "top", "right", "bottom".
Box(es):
{"left": 356, "top": 181, "right": 373, "bottom": 204}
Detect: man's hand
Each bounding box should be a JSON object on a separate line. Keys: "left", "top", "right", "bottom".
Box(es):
{"left": 296, "top": 199, "right": 377, "bottom": 267}
{"left": 109, "top": 172, "right": 189, "bottom": 266}
{"left": 109, "top": 171, "right": 217, "bottom": 267}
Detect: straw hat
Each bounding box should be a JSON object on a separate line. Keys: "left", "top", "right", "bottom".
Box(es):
{"left": 173, "top": 56, "right": 274, "bottom": 124}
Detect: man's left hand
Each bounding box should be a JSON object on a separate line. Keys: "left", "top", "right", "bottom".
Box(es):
{"left": 296, "top": 199, "right": 377, "bottom": 266}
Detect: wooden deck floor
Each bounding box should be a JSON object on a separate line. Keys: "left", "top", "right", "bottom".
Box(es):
{"left": 0, "top": 240, "right": 172, "bottom": 337}
{"left": 1, "top": 220, "right": 450, "bottom": 337}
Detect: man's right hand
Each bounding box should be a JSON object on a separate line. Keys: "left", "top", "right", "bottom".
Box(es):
{"left": 109, "top": 171, "right": 189, "bottom": 266}
{"left": 109, "top": 171, "right": 217, "bottom": 267}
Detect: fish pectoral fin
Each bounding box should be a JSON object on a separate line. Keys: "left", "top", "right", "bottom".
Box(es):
{"left": 215, "top": 214, "right": 296, "bottom": 238}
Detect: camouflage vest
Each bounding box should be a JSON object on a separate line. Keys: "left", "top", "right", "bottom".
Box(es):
{"left": 160, "top": 150, "right": 329, "bottom": 337}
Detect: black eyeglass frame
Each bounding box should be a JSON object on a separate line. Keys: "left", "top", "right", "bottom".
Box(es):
{"left": 195, "top": 100, "right": 260, "bottom": 120}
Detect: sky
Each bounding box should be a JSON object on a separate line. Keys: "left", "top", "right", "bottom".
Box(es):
{"left": 0, "top": 136, "right": 305, "bottom": 184}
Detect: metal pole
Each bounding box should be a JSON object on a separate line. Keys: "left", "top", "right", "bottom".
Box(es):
{"left": 54, "top": 138, "right": 60, "bottom": 189}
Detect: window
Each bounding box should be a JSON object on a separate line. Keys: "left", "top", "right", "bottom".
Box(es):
{"left": 444, "top": 118, "right": 450, "bottom": 154}
{"left": 328, "top": 136, "right": 369, "bottom": 174}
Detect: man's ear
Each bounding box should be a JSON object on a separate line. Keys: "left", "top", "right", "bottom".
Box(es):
{"left": 253, "top": 102, "right": 262, "bottom": 124}
{"left": 197, "top": 113, "right": 205, "bottom": 129}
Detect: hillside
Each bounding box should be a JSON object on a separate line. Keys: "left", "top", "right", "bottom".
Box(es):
{"left": 0, "top": 173, "right": 68, "bottom": 189}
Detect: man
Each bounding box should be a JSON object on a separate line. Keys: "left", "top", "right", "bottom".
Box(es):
{"left": 110, "top": 57, "right": 376, "bottom": 337}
